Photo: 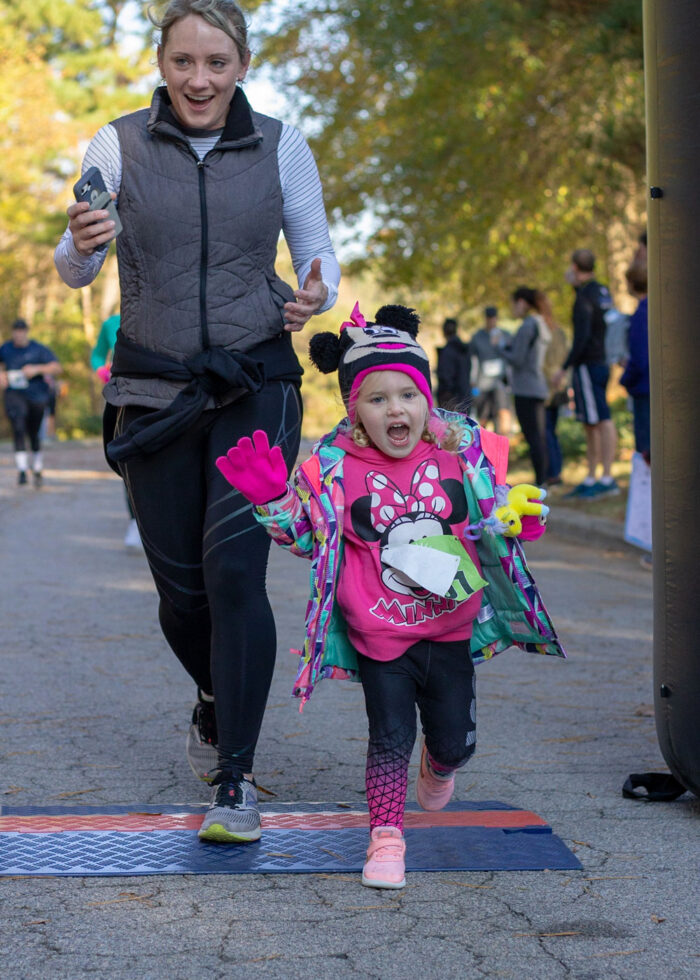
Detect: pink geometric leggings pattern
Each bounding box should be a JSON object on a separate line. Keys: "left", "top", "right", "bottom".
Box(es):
{"left": 357, "top": 639, "right": 477, "bottom": 831}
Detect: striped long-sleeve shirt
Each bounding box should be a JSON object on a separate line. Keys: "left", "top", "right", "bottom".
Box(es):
{"left": 54, "top": 117, "right": 340, "bottom": 308}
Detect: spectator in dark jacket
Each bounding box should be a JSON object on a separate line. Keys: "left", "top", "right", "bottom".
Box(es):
{"left": 436, "top": 317, "right": 472, "bottom": 413}
{"left": 552, "top": 248, "right": 619, "bottom": 498}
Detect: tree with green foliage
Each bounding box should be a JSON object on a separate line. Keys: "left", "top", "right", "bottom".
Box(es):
{"left": 0, "top": 0, "right": 156, "bottom": 435}
{"left": 0, "top": 0, "right": 153, "bottom": 312}
{"left": 0, "top": 0, "right": 646, "bottom": 438}
{"left": 257, "top": 0, "right": 645, "bottom": 319}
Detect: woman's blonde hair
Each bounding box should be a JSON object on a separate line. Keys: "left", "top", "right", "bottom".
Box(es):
{"left": 149, "top": 0, "right": 249, "bottom": 60}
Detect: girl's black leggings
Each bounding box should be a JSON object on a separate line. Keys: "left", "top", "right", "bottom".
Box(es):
{"left": 357, "top": 639, "right": 476, "bottom": 831}
{"left": 114, "top": 381, "right": 302, "bottom": 776}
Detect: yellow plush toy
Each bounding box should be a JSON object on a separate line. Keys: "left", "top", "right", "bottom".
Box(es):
{"left": 494, "top": 484, "right": 549, "bottom": 537}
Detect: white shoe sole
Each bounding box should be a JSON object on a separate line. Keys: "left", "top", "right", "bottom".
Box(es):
{"left": 361, "top": 872, "right": 405, "bottom": 889}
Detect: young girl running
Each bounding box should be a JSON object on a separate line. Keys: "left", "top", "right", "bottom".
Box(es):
{"left": 216, "top": 303, "right": 564, "bottom": 889}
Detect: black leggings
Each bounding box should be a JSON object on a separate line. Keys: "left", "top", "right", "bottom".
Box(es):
{"left": 514, "top": 395, "right": 548, "bottom": 486}
{"left": 114, "top": 381, "right": 302, "bottom": 775}
{"left": 4, "top": 390, "right": 46, "bottom": 453}
{"left": 357, "top": 639, "right": 476, "bottom": 831}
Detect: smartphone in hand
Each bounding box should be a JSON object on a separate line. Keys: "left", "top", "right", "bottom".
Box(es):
{"left": 73, "top": 166, "right": 122, "bottom": 238}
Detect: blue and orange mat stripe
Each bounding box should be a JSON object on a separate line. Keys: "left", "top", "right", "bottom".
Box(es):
{"left": 0, "top": 801, "right": 582, "bottom": 876}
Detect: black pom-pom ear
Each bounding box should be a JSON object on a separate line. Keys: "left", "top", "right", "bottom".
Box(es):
{"left": 374, "top": 304, "right": 420, "bottom": 337}
{"left": 309, "top": 332, "right": 342, "bottom": 373}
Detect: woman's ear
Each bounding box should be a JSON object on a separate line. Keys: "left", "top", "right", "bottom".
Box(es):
{"left": 239, "top": 48, "right": 252, "bottom": 81}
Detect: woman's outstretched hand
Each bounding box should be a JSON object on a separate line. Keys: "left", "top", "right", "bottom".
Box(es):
{"left": 215, "top": 429, "right": 288, "bottom": 505}
{"left": 283, "top": 257, "right": 328, "bottom": 331}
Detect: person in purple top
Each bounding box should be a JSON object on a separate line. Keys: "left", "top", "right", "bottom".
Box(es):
{"left": 620, "top": 263, "right": 650, "bottom": 458}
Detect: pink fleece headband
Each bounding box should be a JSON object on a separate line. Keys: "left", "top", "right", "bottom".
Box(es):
{"left": 347, "top": 364, "right": 434, "bottom": 422}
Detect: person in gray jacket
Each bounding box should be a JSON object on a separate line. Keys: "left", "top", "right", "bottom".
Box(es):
{"left": 54, "top": 0, "right": 340, "bottom": 844}
{"left": 470, "top": 306, "right": 512, "bottom": 435}
{"left": 502, "top": 287, "right": 551, "bottom": 486}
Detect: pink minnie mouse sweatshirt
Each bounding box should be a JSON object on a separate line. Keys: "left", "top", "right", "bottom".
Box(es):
{"left": 334, "top": 433, "right": 485, "bottom": 661}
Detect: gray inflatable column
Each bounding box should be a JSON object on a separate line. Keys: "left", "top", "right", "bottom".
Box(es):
{"left": 644, "top": 0, "right": 700, "bottom": 796}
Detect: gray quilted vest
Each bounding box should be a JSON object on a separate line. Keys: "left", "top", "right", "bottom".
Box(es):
{"left": 105, "top": 87, "right": 294, "bottom": 408}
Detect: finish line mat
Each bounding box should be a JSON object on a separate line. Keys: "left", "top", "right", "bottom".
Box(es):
{"left": 0, "top": 801, "right": 581, "bottom": 877}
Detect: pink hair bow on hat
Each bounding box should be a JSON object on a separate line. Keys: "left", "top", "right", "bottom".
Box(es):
{"left": 341, "top": 301, "right": 367, "bottom": 331}
{"left": 367, "top": 460, "right": 451, "bottom": 534}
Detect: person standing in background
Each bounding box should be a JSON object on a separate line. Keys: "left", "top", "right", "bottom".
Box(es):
{"left": 536, "top": 289, "right": 569, "bottom": 486}
{"left": 470, "top": 306, "right": 512, "bottom": 435}
{"left": 90, "top": 312, "right": 142, "bottom": 549}
{"left": 0, "top": 319, "right": 61, "bottom": 487}
{"left": 553, "top": 248, "right": 619, "bottom": 498}
{"left": 90, "top": 312, "right": 121, "bottom": 379}
{"left": 502, "top": 287, "right": 551, "bottom": 487}
{"left": 436, "top": 316, "right": 472, "bottom": 413}
{"left": 620, "top": 263, "right": 649, "bottom": 459}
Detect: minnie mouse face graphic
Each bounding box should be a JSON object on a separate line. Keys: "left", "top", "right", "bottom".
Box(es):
{"left": 350, "top": 458, "right": 469, "bottom": 599}
{"left": 377, "top": 511, "right": 450, "bottom": 596}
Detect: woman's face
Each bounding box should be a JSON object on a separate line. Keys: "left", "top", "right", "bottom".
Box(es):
{"left": 511, "top": 297, "right": 527, "bottom": 318}
{"left": 158, "top": 14, "right": 250, "bottom": 130}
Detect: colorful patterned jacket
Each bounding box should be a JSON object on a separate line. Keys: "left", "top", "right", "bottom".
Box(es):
{"left": 255, "top": 413, "right": 565, "bottom": 707}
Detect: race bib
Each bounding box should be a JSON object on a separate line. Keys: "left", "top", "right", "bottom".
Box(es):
{"left": 7, "top": 370, "right": 29, "bottom": 390}
{"left": 482, "top": 359, "right": 504, "bottom": 378}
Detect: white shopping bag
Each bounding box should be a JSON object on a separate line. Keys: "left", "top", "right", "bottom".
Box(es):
{"left": 624, "top": 451, "right": 652, "bottom": 552}
{"left": 381, "top": 543, "right": 460, "bottom": 597}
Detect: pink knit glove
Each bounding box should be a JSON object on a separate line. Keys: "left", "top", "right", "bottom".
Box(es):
{"left": 96, "top": 365, "right": 111, "bottom": 384}
{"left": 215, "top": 429, "right": 288, "bottom": 505}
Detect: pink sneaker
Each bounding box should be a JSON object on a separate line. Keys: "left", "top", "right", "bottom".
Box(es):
{"left": 361, "top": 826, "right": 406, "bottom": 889}
{"left": 416, "top": 741, "right": 455, "bottom": 811}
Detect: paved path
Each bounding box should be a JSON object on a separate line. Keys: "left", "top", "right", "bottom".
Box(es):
{"left": 0, "top": 441, "right": 697, "bottom": 979}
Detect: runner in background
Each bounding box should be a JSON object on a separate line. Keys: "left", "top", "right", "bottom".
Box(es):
{"left": 0, "top": 318, "right": 61, "bottom": 487}
{"left": 90, "top": 312, "right": 142, "bottom": 549}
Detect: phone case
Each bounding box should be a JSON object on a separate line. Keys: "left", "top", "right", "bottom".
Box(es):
{"left": 73, "top": 166, "right": 122, "bottom": 238}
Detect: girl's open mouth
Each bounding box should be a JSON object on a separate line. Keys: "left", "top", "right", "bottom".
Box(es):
{"left": 388, "top": 423, "right": 410, "bottom": 444}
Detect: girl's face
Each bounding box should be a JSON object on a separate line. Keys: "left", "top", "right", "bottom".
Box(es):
{"left": 354, "top": 371, "right": 429, "bottom": 458}
{"left": 158, "top": 14, "right": 250, "bottom": 131}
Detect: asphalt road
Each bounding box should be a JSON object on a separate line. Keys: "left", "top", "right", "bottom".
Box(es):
{"left": 0, "top": 440, "right": 697, "bottom": 980}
